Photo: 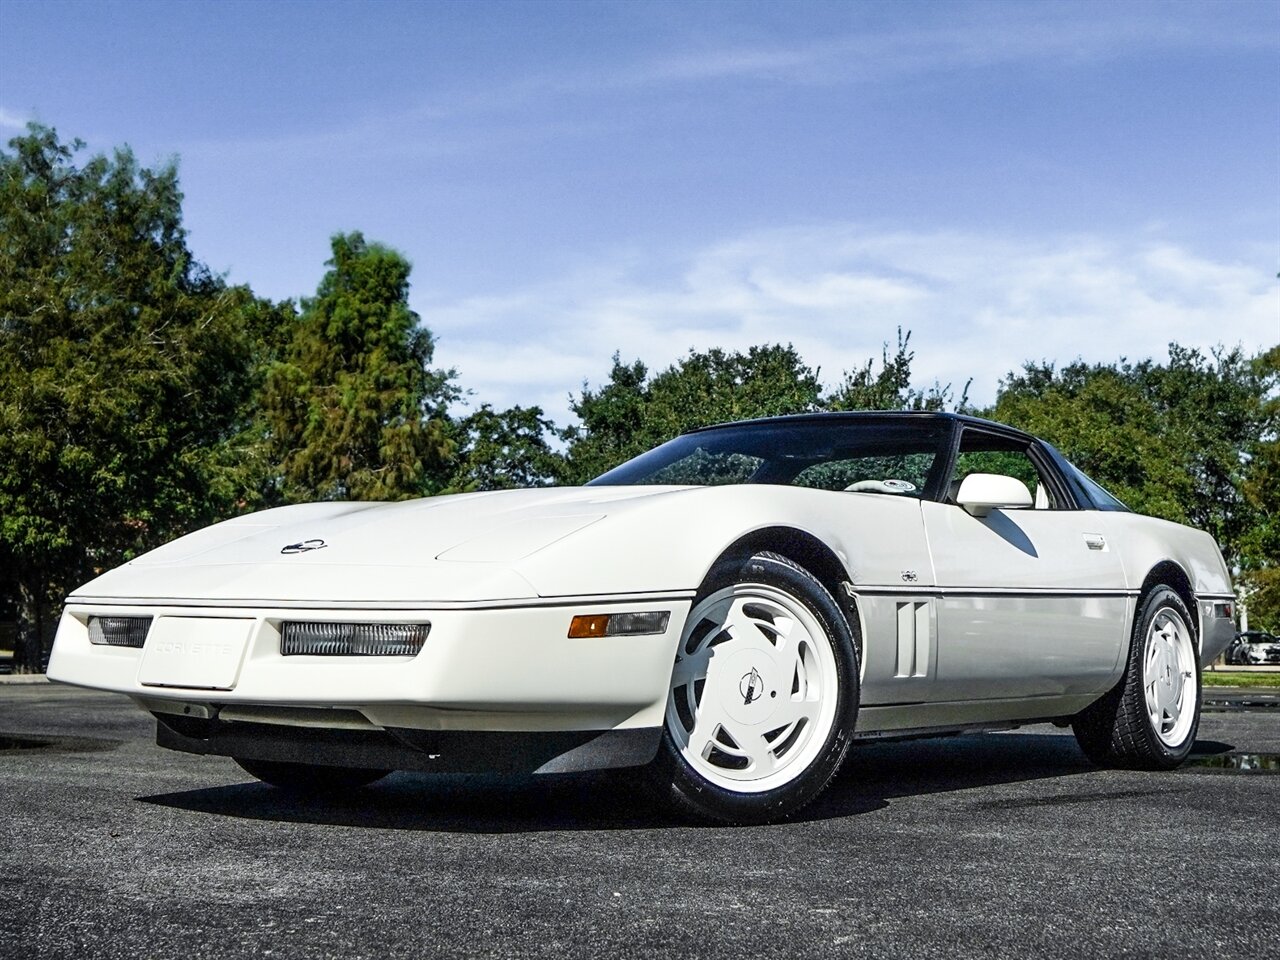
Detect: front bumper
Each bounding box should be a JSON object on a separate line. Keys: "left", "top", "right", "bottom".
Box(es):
{"left": 48, "top": 597, "right": 691, "bottom": 770}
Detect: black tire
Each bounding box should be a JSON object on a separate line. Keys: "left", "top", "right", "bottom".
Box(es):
{"left": 650, "top": 551, "right": 860, "bottom": 824}
{"left": 1072, "top": 585, "right": 1201, "bottom": 770}
{"left": 234, "top": 757, "right": 391, "bottom": 793}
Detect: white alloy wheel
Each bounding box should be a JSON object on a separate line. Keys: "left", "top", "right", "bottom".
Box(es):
{"left": 666, "top": 582, "right": 840, "bottom": 793}
{"left": 1142, "top": 605, "right": 1197, "bottom": 747}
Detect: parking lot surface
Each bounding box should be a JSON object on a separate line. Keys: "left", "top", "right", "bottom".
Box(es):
{"left": 2, "top": 684, "right": 1277, "bottom": 959}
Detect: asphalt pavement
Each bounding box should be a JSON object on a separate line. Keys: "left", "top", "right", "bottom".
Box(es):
{"left": 2, "top": 684, "right": 1277, "bottom": 960}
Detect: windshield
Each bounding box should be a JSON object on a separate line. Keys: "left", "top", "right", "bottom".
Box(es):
{"left": 588, "top": 418, "right": 953, "bottom": 495}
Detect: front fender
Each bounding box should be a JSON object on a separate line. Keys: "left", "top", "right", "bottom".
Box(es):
{"left": 512, "top": 486, "right": 931, "bottom": 598}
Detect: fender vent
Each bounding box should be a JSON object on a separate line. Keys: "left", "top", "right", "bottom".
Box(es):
{"left": 895, "top": 602, "right": 932, "bottom": 678}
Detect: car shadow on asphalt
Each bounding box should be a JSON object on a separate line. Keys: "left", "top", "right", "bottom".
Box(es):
{"left": 136, "top": 729, "right": 1236, "bottom": 833}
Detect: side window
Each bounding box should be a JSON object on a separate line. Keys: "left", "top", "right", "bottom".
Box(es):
{"left": 950, "top": 431, "right": 1067, "bottom": 510}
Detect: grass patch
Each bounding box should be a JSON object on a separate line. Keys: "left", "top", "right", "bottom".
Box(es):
{"left": 1203, "top": 671, "right": 1280, "bottom": 689}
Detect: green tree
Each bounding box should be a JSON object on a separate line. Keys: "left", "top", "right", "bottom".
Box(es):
{"left": 261, "top": 232, "right": 456, "bottom": 502}
{"left": 826, "top": 328, "right": 969, "bottom": 412}
{"left": 0, "top": 125, "right": 267, "bottom": 670}
{"left": 990, "top": 343, "right": 1279, "bottom": 571}
{"left": 445, "top": 403, "right": 566, "bottom": 491}
{"left": 561, "top": 355, "right": 651, "bottom": 485}
{"left": 564, "top": 344, "right": 822, "bottom": 483}
{"left": 1236, "top": 345, "right": 1280, "bottom": 631}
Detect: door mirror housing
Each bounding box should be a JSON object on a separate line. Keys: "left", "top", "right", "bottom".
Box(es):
{"left": 955, "top": 473, "right": 1033, "bottom": 517}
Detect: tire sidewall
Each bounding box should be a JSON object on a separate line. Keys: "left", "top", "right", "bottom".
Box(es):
{"left": 1130, "top": 586, "right": 1202, "bottom": 764}
{"left": 654, "top": 552, "right": 860, "bottom": 823}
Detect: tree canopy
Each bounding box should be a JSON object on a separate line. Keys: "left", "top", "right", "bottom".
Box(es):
{"left": 827, "top": 329, "right": 968, "bottom": 413}
{"left": 563, "top": 344, "right": 823, "bottom": 484}
{"left": 0, "top": 125, "right": 269, "bottom": 669}
{"left": 260, "top": 232, "right": 456, "bottom": 502}
{"left": 445, "top": 403, "right": 566, "bottom": 492}
{"left": 989, "top": 345, "right": 1278, "bottom": 572}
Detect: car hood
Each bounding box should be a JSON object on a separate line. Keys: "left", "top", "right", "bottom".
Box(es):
{"left": 68, "top": 486, "right": 697, "bottom": 605}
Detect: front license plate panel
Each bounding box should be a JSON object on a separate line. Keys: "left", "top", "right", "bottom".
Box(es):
{"left": 138, "top": 617, "right": 254, "bottom": 690}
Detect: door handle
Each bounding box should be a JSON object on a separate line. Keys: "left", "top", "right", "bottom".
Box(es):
{"left": 1083, "top": 533, "right": 1107, "bottom": 551}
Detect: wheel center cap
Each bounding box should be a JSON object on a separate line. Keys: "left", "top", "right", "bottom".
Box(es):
{"left": 720, "top": 649, "right": 778, "bottom": 725}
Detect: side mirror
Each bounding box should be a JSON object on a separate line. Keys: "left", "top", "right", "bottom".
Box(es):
{"left": 956, "top": 473, "right": 1033, "bottom": 517}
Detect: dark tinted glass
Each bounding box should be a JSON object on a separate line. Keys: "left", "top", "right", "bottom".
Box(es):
{"left": 588, "top": 419, "right": 951, "bottom": 494}
{"left": 1064, "top": 461, "right": 1131, "bottom": 512}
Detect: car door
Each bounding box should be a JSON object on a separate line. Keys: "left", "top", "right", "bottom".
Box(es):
{"left": 920, "top": 427, "right": 1129, "bottom": 702}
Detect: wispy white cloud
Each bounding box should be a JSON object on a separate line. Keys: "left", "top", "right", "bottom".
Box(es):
{"left": 632, "top": 4, "right": 1279, "bottom": 88}
{"left": 424, "top": 225, "right": 1280, "bottom": 426}
{"left": 175, "top": 2, "right": 1280, "bottom": 165}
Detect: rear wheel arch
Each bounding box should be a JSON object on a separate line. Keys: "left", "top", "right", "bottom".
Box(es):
{"left": 1140, "top": 561, "right": 1198, "bottom": 645}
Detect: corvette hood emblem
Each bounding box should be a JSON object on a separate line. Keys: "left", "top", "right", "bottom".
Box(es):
{"left": 280, "top": 539, "right": 328, "bottom": 555}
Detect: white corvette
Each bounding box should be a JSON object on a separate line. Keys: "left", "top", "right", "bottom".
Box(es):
{"left": 49, "top": 413, "right": 1236, "bottom": 823}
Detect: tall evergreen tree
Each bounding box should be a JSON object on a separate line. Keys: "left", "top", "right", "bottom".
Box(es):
{"left": 261, "top": 232, "right": 456, "bottom": 501}
{"left": 0, "top": 125, "right": 266, "bottom": 670}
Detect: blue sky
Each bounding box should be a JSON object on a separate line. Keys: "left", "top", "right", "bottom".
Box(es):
{"left": 2, "top": 0, "right": 1277, "bottom": 423}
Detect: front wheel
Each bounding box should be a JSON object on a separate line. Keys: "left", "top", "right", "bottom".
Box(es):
{"left": 651, "top": 552, "right": 860, "bottom": 824}
{"left": 234, "top": 757, "right": 391, "bottom": 793}
{"left": 1072, "top": 585, "right": 1201, "bottom": 769}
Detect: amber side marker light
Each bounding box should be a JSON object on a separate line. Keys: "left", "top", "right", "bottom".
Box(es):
{"left": 568, "top": 611, "right": 670, "bottom": 639}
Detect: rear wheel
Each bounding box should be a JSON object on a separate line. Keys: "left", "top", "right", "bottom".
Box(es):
{"left": 234, "top": 757, "right": 390, "bottom": 793}
{"left": 1073, "top": 585, "right": 1200, "bottom": 769}
{"left": 652, "top": 552, "right": 859, "bottom": 824}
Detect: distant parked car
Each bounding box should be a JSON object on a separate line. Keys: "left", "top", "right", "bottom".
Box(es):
{"left": 1224, "top": 631, "right": 1280, "bottom": 665}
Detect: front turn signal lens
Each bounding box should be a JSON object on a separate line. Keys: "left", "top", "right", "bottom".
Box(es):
{"left": 568, "top": 615, "right": 611, "bottom": 638}
{"left": 568, "top": 611, "right": 670, "bottom": 639}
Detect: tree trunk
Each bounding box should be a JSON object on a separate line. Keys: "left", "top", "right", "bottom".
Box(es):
{"left": 14, "top": 576, "right": 46, "bottom": 674}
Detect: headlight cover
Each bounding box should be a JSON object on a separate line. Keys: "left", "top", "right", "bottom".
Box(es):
{"left": 87, "top": 616, "right": 153, "bottom": 648}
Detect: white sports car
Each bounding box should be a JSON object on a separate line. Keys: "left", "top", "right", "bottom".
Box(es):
{"left": 49, "top": 412, "right": 1236, "bottom": 823}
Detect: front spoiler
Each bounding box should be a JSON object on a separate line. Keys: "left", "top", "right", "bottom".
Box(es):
{"left": 155, "top": 713, "right": 662, "bottom": 775}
